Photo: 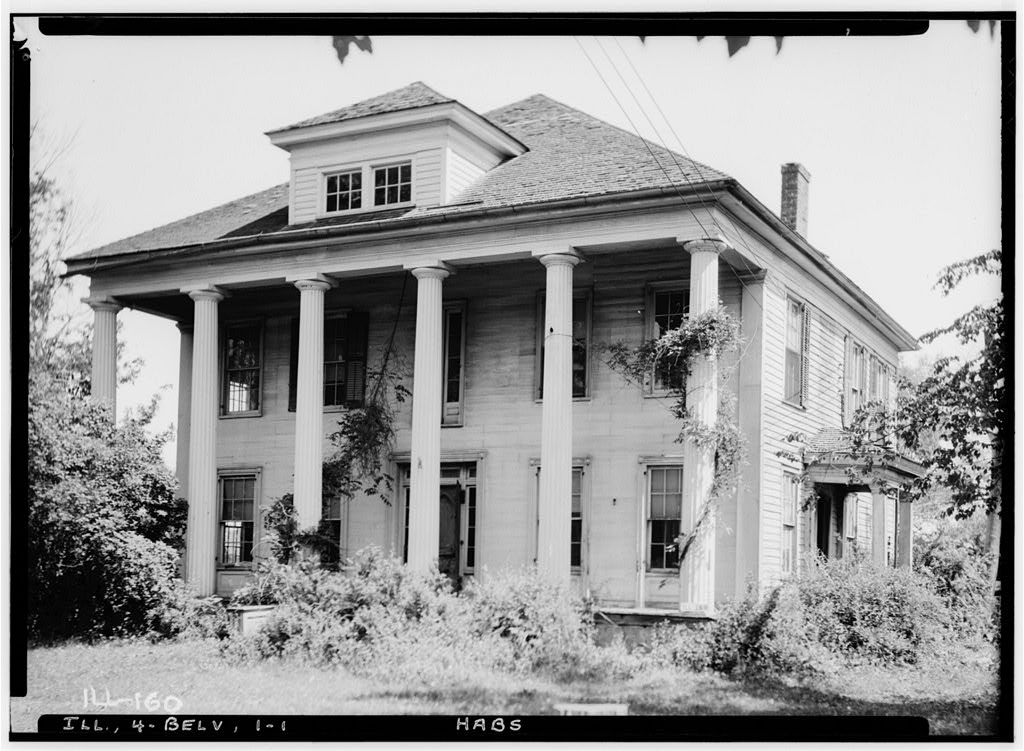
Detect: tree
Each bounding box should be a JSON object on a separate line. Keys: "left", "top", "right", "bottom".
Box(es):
{"left": 848, "top": 249, "right": 1003, "bottom": 586}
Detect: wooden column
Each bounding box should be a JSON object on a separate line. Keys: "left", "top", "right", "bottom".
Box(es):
{"left": 679, "top": 237, "right": 727, "bottom": 614}
{"left": 870, "top": 485, "right": 887, "bottom": 567}
{"left": 175, "top": 323, "right": 193, "bottom": 498}
{"left": 183, "top": 287, "right": 225, "bottom": 596}
{"left": 84, "top": 297, "right": 121, "bottom": 417}
{"left": 536, "top": 251, "right": 580, "bottom": 582}
{"left": 896, "top": 495, "right": 913, "bottom": 569}
{"left": 406, "top": 263, "right": 450, "bottom": 572}
{"left": 292, "top": 276, "right": 334, "bottom": 528}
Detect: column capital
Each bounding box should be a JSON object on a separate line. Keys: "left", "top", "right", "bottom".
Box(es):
{"left": 82, "top": 296, "right": 122, "bottom": 313}
{"left": 681, "top": 236, "right": 731, "bottom": 256}
{"left": 183, "top": 286, "right": 227, "bottom": 303}
{"left": 535, "top": 252, "right": 581, "bottom": 269}
{"left": 176, "top": 321, "right": 194, "bottom": 334}
{"left": 287, "top": 273, "right": 338, "bottom": 290}
{"left": 407, "top": 262, "right": 452, "bottom": 281}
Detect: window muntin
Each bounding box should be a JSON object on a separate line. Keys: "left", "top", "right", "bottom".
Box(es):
{"left": 325, "top": 170, "right": 362, "bottom": 213}
{"left": 224, "top": 323, "right": 262, "bottom": 414}
{"left": 648, "top": 466, "right": 683, "bottom": 571}
{"left": 443, "top": 304, "right": 466, "bottom": 426}
{"left": 782, "top": 472, "right": 799, "bottom": 576}
{"left": 784, "top": 298, "right": 808, "bottom": 406}
{"left": 537, "top": 293, "right": 591, "bottom": 399}
{"left": 219, "top": 473, "right": 256, "bottom": 566}
{"left": 374, "top": 163, "right": 412, "bottom": 206}
{"left": 651, "top": 289, "right": 690, "bottom": 392}
{"left": 464, "top": 484, "right": 477, "bottom": 573}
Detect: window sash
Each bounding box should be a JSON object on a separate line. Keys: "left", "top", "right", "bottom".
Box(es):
{"left": 651, "top": 288, "right": 690, "bottom": 392}
{"left": 325, "top": 169, "right": 363, "bottom": 213}
{"left": 443, "top": 304, "right": 466, "bottom": 425}
{"left": 784, "top": 299, "right": 808, "bottom": 405}
{"left": 219, "top": 472, "right": 257, "bottom": 565}
{"left": 224, "top": 324, "right": 262, "bottom": 414}
{"left": 648, "top": 466, "right": 683, "bottom": 571}
{"left": 373, "top": 163, "right": 412, "bottom": 206}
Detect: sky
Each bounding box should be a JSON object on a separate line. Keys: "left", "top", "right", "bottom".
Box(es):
{"left": 18, "top": 19, "right": 1005, "bottom": 469}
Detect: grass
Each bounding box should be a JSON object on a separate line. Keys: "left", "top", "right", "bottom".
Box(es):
{"left": 10, "top": 638, "right": 1000, "bottom": 736}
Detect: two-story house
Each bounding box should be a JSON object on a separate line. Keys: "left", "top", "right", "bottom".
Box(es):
{"left": 66, "top": 82, "right": 922, "bottom": 615}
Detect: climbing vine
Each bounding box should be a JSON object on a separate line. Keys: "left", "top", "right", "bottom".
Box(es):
{"left": 601, "top": 305, "right": 745, "bottom": 566}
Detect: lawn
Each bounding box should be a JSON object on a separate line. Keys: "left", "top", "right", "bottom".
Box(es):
{"left": 10, "top": 639, "right": 1000, "bottom": 737}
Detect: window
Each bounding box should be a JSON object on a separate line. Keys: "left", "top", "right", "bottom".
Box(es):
{"left": 570, "top": 468, "right": 583, "bottom": 569}
{"left": 782, "top": 472, "right": 799, "bottom": 576}
{"left": 649, "top": 288, "right": 690, "bottom": 392}
{"left": 373, "top": 163, "right": 412, "bottom": 206}
{"left": 463, "top": 482, "right": 478, "bottom": 574}
{"left": 325, "top": 169, "right": 362, "bottom": 213}
{"left": 869, "top": 355, "right": 890, "bottom": 404}
{"left": 844, "top": 338, "right": 888, "bottom": 425}
{"left": 531, "top": 463, "right": 587, "bottom": 573}
{"left": 219, "top": 472, "right": 257, "bottom": 566}
{"left": 648, "top": 466, "right": 683, "bottom": 571}
{"left": 843, "top": 494, "right": 858, "bottom": 540}
{"left": 321, "top": 495, "right": 346, "bottom": 568}
{"left": 536, "top": 293, "right": 591, "bottom": 399}
{"left": 784, "top": 298, "right": 809, "bottom": 406}
{"left": 223, "top": 323, "right": 262, "bottom": 415}
{"left": 288, "top": 312, "right": 369, "bottom": 411}
{"left": 443, "top": 303, "right": 466, "bottom": 426}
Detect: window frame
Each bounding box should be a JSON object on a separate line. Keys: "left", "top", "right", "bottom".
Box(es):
{"left": 288, "top": 310, "right": 369, "bottom": 413}
{"left": 323, "top": 313, "right": 350, "bottom": 411}
{"left": 442, "top": 301, "right": 467, "bottom": 427}
{"left": 217, "top": 468, "right": 261, "bottom": 569}
{"left": 318, "top": 158, "right": 415, "bottom": 218}
{"left": 321, "top": 494, "right": 348, "bottom": 567}
{"left": 529, "top": 458, "right": 591, "bottom": 577}
{"left": 371, "top": 161, "right": 413, "bottom": 208}
{"left": 323, "top": 168, "right": 364, "bottom": 214}
{"left": 843, "top": 494, "right": 858, "bottom": 541}
{"left": 645, "top": 463, "right": 685, "bottom": 573}
{"left": 781, "top": 471, "right": 800, "bottom": 577}
{"left": 646, "top": 282, "right": 691, "bottom": 396}
{"left": 221, "top": 319, "right": 264, "bottom": 418}
{"left": 534, "top": 289, "right": 593, "bottom": 401}
{"left": 783, "top": 296, "right": 810, "bottom": 408}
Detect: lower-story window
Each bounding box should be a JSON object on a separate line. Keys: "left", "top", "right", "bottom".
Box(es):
{"left": 219, "top": 470, "right": 258, "bottom": 566}
{"left": 782, "top": 472, "right": 799, "bottom": 576}
{"left": 532, "top": 463, "right": 588, "bottom": 573}
{"left": 322, "top": 495, "right": 345, "bottom": 568}
{"left": 648, "top": 465, "right": 683, "bottom": 571}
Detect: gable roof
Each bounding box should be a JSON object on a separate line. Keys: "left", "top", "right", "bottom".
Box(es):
{"left": 268, "top": 81, "right": 454, "bottom": 133}
{"left": 70, "top": 91, "right": 728, "bottom": 261}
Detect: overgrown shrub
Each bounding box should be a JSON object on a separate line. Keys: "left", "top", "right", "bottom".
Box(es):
{"left": 27, "top": 375, "right": 187, "bottom": 640}
{"left": 646, "top": 558, "right": 952, "bottom": 677}
{"left": 152, "top": 582, "right": 231, "bottom": 640}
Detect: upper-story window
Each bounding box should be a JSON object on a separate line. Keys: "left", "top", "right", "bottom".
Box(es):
{"left": 536, "top": 292, "right": 591, "bottom": 400}
{"left": 843, "top": 337, "right": 891, "bottom": 425}
{"left": 374, "top": 163, "right": 412, "bottom": 206}
{"left": 223, "top": 322, "right": 262, "bottom": 415}
{"left": 325, "top": 170, "right": 362, "bottom": 212}
{"left": 784, "top": 297, "right": 809, "bottom": 407}
{"left": 322, "top": 162, "right": 412, "bottom": 215}
{"left": 648, "top": 287, "right": 690, "bottom": 393}
{"left": 289, "top": 312, "right": 369, "bottom": 411}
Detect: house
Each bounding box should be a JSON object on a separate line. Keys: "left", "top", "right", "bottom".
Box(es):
{"left": 66, "top": 82, "right": 922, "bottom": 615}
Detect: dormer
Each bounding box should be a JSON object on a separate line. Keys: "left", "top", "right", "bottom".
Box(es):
{"left": 266, "top": 82, "right": 528, "bottom": 225}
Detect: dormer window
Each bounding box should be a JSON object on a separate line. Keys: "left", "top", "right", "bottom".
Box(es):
{"left": 374, "top": 163, "right": 412, "bottom": 205}
{"left": 326, "top": 170, "right": 362, "bottom": 213}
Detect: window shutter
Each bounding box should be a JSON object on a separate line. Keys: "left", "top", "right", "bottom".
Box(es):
{"left": 800, "top": 305, "right": 810, "bottom": 406}
{"left": 842, "top": 335, "right": 852, "bottom": 427}
{"left": 345, "top": 311, "right": 369, "bottom": 407}
{"left": 287, "top": 317, "right": 299, "bottom": 412}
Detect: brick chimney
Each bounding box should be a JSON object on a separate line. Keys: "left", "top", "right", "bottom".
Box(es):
{"left": 780, "top": 163, "right": 810, "bottom": 238}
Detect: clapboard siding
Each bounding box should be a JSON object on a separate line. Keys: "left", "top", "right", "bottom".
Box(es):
{"left": 212, "top": 249, "right": 749, "bottom": 605}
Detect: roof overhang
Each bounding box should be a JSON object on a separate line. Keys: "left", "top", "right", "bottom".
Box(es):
{"left": 804, "top": 451, "right": 926, "bottom": 489}
{"left": 266, "top": 101, "right": 528, "bottom": 158}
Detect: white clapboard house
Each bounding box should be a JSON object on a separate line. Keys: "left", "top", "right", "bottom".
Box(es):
{"left": 67, "top": 82, "right": 922, "bottom": 615}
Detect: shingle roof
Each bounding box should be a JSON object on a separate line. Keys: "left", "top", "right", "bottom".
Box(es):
{"left": 71, "top": 90, "right": 729, "bottom": 261}
{"left": 269, "top": 81, "right": 454, "bottom": 132}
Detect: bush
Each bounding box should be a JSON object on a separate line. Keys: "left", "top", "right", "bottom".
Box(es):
{"left": 152, "top": 582, "right": 231, "bottom": 640}
{"left": 647, "top": 558, "right": 952, "bottom": 677}
{"left": 27, "top": 375, "right": 187, "bottom": 640}
{"left": 221, "top": 550, "right": 637, "bottom": 682}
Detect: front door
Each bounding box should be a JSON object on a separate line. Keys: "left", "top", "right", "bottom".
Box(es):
{"left": 438, "top": 486, "right": 460, "bottom": 587}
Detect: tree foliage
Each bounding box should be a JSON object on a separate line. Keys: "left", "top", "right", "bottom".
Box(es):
{"left": 848, "top": 249, "right": 1003, "bottom": 520}
{"left": 27, "top": 373, "right": 187, "bottom": 640}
